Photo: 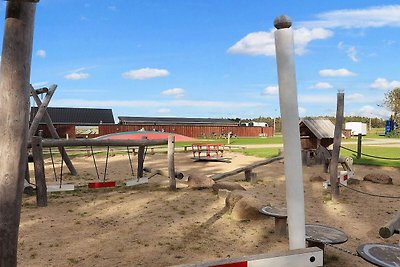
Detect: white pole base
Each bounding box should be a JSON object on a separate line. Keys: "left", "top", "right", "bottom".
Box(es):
{"left": 171, "top": 247, "right": 323, "bottom": 267}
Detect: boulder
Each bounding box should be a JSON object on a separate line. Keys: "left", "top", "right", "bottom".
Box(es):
{"left": 212, "top": 182, "right": 246, "bottom": 193}
{"left": 226, "top": 190, "right": 268, "bottom": 221}
{"left": 363, "top": 173, "right": 393, "bottom": 185}
{"left": 187, "top": 174, "right": 215, "bottom": 189}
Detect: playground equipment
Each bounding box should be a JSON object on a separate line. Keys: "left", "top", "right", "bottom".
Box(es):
{"left": 191, "top": 143, "right": 230, "bottom": 162}
{"left": 28, "top": 135, "right": 177, "bottom": 207}
{"left": 88, "top": 146, "right": 116, "bottom": 189}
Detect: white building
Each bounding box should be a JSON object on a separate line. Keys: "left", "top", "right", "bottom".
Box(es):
{"left": 345, "top": 122, "right": 367, "bottom": 135}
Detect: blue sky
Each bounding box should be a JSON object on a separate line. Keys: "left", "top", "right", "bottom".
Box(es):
{"left": 2, "top": 1, "right": 400, "bottom": 120}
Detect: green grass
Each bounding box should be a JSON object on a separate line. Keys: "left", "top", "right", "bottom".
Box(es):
{"left": 340, "top": 144, "right": 400, "bottom": 168}
{"left": 242, "top": 148, "right": 281, "bottom": 158}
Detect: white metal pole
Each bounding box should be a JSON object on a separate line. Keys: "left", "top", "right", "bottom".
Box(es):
{"left": 273, "top": 15, "right": 306, "bottom": 250}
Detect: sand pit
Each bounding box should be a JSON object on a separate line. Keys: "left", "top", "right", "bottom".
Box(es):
{"left": 19, "top": 151, "right": 400, "bottom": 266}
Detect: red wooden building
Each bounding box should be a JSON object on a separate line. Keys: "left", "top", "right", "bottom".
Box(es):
{"left": 30, "top": 108, "right": 274, "bottom": 139}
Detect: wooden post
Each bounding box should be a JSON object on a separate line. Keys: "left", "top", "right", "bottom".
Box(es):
{"left": 330, "top": 92, "right": 345, "bottom": 200}
{"left": 168, "top": 135, "right": 176, "bottom": 190}
{"left": 30, "top": 85, "right": 77, "bottom": 175}
{"left": 0, "top": 1, "right": 38, "bottom": 266}
{"left": 137, "top": 136, "right": 147, "bottom": 179}
{"left": 357, "top": 134, "right": 362, "bottom": 159}
{"left": 31, "top": 136, "right": 47, "bottom": 207}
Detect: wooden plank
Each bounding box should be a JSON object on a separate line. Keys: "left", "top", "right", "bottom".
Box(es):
{"left": 29, "top": 138, "right": 168, "bottom": 147}
{"left": 47, "top": 184, "right": 74, "bottom": 192}
{"left": 125, "top": 177, "right": 148, "bottom": 187}
{"left": 0, "top": 2, "right": 37, "bottom": 265}
{"left": 31, "top": 136, "right": 47, "bottom": 206}
{"left": 168, "top": 135, "right": 176, "bottom": 190}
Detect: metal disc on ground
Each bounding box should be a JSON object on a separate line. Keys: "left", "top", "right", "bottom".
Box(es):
{"left": 305, "top": 224, "right": 348, "bottom": 245}
{"left": 357, "top": 243, "right": 400, "bottom": 267}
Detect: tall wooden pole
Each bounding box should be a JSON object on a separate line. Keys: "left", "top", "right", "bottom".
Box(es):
{"left": 0, "top": 1, "right": 38, "bottom": 266}
{"left": 330, "top": 92, "right": 345, "bottom": 200}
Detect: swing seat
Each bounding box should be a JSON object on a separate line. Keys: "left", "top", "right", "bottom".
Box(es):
{"left": 125, "top": 177, "right": 148, "bottom": 187}
{"left": 88, "top": 181, "right": 116, "bottom": 189}
{"left": 47, "top": 184, "right": 75, "bottom": 192}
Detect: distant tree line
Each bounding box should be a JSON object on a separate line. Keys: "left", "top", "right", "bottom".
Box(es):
{"left": 227, "top": 115, "right": 385, "bottom": 133}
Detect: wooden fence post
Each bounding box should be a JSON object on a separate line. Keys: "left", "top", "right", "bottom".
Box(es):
{"left": 137, "top": 136, "right": 147, "bottom": 179}
{"left": 0, "top": 1, "right": 38, "bottom": 266}
{"left": 357, "top": 134, "right": 362, "bottom": 159}
{"left": 168, "top": 135, "right": 176, "bottom": 190}
{"left": 31, "top": 136, "right": 47, "bottom": 207}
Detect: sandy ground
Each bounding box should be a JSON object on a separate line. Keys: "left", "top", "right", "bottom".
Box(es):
{"left": 18, "top": 150, "right": 400, "bottom": 267}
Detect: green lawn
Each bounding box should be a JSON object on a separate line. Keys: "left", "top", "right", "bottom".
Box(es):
{"left": 242, "top": 148, "right": 281, "bottom": 158}
{"left": 340, "top": 144, "right": 400, "bottom": 168}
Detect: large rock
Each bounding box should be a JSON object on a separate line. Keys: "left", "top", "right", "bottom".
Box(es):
{"left": 363, "top": 173, "right": 393, "bottom": 185}
{"left": 212, "top": 182, "right": 246, "bottom": 193}
{"left": 226, "top": 191, "right": 268, "bottom": 221}
{"left": 187, "top": 174, "right": 215, "bottom": 189}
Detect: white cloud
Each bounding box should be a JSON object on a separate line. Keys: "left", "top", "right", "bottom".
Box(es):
{"left": 346, "top": 46, "right": 358, "bottom": 62}
{"left": 108, "top": 5, "right": 117, "bottom": 11}
{"left": 299, "top": 5, "right": 400, "bottom": 29}
{"left": 298, "top": 107, "right": 306, "bottom": 115}
{"left": 370, "top": 78, "right": 400, "bottom": 90}
{"left": 122, "top": 68, "right": 169, "bottom": 80}
{"left": 31, "top": 81, "right": 48, "bottom": 88}
{"left": 228, "top": 27, "right": 333, "bottom": 56}
{"left": 161, "top": 88, "right": 185, "bottom": 98}
{"left": 349, "top": 105, "right": 391, "bottom": 119}
{"left": 157, "top": 108, "right": 171, "bottom": 114}
{"left": 319, "top": 68, "right": 356, "bottom": 77}
{"left": 64, "top": 72, "right": 90, "bottom": 80}
{"left": 36, "top": 49, "right": 46, "bottom": 58}
{"left": 262, "top": 86, "right": 279, "bottom": 95}
{"left": 311, "top": 82, "right": 333, "bottom": 89}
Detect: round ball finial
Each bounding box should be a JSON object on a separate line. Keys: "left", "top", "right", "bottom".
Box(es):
{"left": 274, "top": 15, "right": 292, "bottom": 29}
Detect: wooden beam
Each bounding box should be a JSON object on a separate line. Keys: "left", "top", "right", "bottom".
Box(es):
{"left": 211, "top": 155, "right": 283, "bottom": 181}
{"left": 0, "top": 1, "right": 37, "bottom": 266}
{"left": 28, "top": 84, "right": 56, "bottom": 138}
{"left": 137, "top": 145, "right": 145, "bottom": 179}
{"left": 28, "top": 138, "right": 168, "bottom": 148}
{"left": 379, "top": 212, "right": 400, "bottom": 238}
{"left": 31, "top": 136, "right": 47, "bottom": 207}
{"left": 29, "top": 86, "right": 48, "bottom": 96}
{"left": 329, "top": 92, "right": 344, "bottom": 200}
{"left": 30, "top": 85, "right": 78, "bottom": 175}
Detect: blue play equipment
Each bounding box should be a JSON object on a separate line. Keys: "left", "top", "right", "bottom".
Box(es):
{"left": 385, "top": 119, "right": 395, "bottom": 136}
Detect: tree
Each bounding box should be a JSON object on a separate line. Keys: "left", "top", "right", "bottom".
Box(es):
{"left": 384, "top": 87, "right": 400, "bottom": 121}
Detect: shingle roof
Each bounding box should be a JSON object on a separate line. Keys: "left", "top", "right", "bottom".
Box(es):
{"left": 118, "top": 116, "right": 237, "bottom": 125}
{"left": 30, "top": 107, "right": 115, "bottom": 125}
{"left": 300, "top": 119, "right": 335, "bottom": 139}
